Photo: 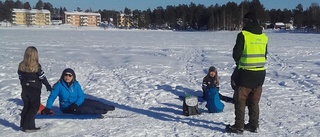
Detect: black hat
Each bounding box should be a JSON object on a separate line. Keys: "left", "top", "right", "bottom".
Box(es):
{"left": 61, "top": 68, "right": 76, "bottom": 80}
{"left": 244, "top": 12, "right": 257, "bottom": 22}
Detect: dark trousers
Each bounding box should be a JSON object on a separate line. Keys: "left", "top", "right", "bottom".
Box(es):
{"left": 233, "top": 86, "right": 262, "bottom": 129}
{"left": 64, "top": 99, "right": 114, "bottom": 114}
{"left": 20, "top": 86, "right": 41, "bottom": 129}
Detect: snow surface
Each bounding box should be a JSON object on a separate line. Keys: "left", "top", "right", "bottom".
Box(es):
{"left": 0, "top": 27, "right": 319, "bottom": 137}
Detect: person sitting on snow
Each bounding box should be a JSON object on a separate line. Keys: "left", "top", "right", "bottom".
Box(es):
{"left": 41, "top": 68, "right": 115, "bottom": 115}
{"left": 202, "top": 66, "right": 220, "bottom": 99}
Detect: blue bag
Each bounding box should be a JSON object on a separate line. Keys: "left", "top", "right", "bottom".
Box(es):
{"left": 206, "top": 87, "right": 224, "bottom": 113}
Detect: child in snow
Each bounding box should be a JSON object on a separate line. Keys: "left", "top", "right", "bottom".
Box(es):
{"left": 18, "top": 46, "right": 52, "bottom": 132}
{"left": 41, "top": 68, "right": 115, "bottom": 116}
{"left": 202, "top": 66, "right": 220, "bottom": 99}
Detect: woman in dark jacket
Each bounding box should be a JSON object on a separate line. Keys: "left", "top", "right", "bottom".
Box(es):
{"left": 18, "top": 46, "right": 52, "bottom": 133}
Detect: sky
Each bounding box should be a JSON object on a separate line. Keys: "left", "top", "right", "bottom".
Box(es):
{"left": 0, "top": 26, "right": 319, "bottom": 136}
{"left": 23, "top": 0, "right": 318, "bottom": 11}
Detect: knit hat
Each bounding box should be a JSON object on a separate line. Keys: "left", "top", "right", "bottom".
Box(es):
{"left": 208, "top": 66, "right": 216, "bottom": 73}
{"left": 244, "top": 12, "right": 257, "bottom": 23}
{"left": 60, "top": 68, "right": 76, "bottom": 80}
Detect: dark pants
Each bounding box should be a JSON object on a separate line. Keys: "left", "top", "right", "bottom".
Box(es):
{"left": 63, "top": 99, "right": 115, "bottom": 114}
{"left": 20, "top": 86, "right": 41, "bottom": 129}
{"left": 233, "top": 86, "right": 262, "bottom": 129}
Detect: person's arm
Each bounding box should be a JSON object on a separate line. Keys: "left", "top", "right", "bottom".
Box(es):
{"left": 265, "top": 44, "right": 268, "bottom": 59}
{"left": 233, "top": 32, "right": 244, "bottom": 64}
{"left": 45, "top": 83, "right": 59, "bottom": 109}
{"left": 37, "top": 64, "right": 52, "bottom": 91}
{"left": 18, "top": 69, "right": 22, "bottom": 80}
{"left": 202, "top": 77, "right": 207, "bottom": 92}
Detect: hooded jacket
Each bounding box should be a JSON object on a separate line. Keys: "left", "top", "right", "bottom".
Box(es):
{"left": 45, "top": 68, "right": 84, "bottom": 111}
{"left": 202, "top": 66, "right": 219, "bottom": 91}
{"left": 18, "top": 64, "right": 50, "bottom": 90}
{"left": 232, "top": 22, "right": 267, "bottom": 88}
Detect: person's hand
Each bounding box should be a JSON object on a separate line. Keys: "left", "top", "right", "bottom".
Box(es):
{"left": 46, "top": 85, "right": 52, "bottom": 92}
{"left": 41, "top": 108, "right": 53, "bottom": 115}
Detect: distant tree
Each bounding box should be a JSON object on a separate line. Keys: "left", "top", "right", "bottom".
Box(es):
{"left": 124, "top": 7, "right": 131, "bottom": 15}
{"left": 14, "top": 0, "right": 23, "bottom": 9}
{"left": 76, "top": 7, "right": 82, "bottom": 12}
{"left": 225, "top": 2, "right": 239, "bottom": 30}
{"left": 60, "top": 7, "right": 67, "bottom": 23}
{"left": 186, "top": 2, "right": 196, "bottom": 29}
{"left": 23, "top": 1, "right": 31, "bottom": 10}
{"left": 305, "top": 3, "right": 320, "bottom": 28}
{"left": 282, "top": 8, "right": 293, "bottom": 23}
{"left": 293, "top": 4, "right": 305, "bottom": 28}
{"left": 164, "top": 5, "right": 176, "bottom": 28}
{"left": 238, "top": 1, "right": 250, "bottom": 28}
{"left": 207, "top": 13, "right": 214, "bottom": 30}
{"left": 193, "top": 4, "right": 206, "bottom": 30}
{"left": 268, "top": 9, "right": 282, "bottom": 23}
{"left": 153, "top": 6, "right": 164, "bottom": 26}
{"left": 249, "top": 0, "right": 267, "bottom": 24}
{"left": 35, "top": 0, "right": 43, "bottom": 10}
{"left": 52, "top": 7, "right": 61, "bottom": 20}
{"left": 85, "top": 8, "right": 92, "bottom": 13}
{"left": 132, "top": 9, "right": 140, "bottom": 27}
{"left": 43, "top": 2, "right": 53, "bottom": 13}
{"left": 175, "top": 4, "right": 188, "bottom": 29}
{"left": 3, "top": 0, "right": 14, "bottom": 22}
{"left": 99, "top": 9, "right": 119, "bottom": 26}
{"left": 140, "top": 8, "right": 151, "bottom": 28}
{"left": 0, "top": 1, "right": 4, "bottom": 21}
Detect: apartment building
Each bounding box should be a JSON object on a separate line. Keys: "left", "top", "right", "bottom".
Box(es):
{"left": 12, "top": 9, "right": 51, "bottom": 26}
{"left": 64, "top": 12, "right": 101, "bottom": 27}
{"left": 119, "top": 13, "right": 133, "bottom": 28}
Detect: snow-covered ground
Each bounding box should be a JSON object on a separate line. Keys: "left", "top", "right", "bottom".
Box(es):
{"left": 0, "top": 27, "right": 319, "bottom": 137}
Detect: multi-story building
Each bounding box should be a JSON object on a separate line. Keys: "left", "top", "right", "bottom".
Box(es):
{"left": 64, "top": 12, "right": 101, "bottom": 27}
{"left": 12, "top": 9, "right": 51, "bottom": 26}
{"left": 119, "top": 13, "right": 133, "bottom": 28}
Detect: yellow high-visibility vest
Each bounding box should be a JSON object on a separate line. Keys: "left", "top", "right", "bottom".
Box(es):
{"left": 238, "top": 30, "right": 268, "bottom": 71}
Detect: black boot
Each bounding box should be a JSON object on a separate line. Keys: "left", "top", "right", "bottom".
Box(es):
{"left": 22, "top": 127, "right": 41, "bottom": 133}
{"left": 225, "top": 124, "right": 243, "bottom": 134}
{"left": 244, "top": 124, "right": 258, "bottom": 133}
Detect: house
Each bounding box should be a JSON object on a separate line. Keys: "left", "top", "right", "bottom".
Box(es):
{"left": 275, "top": 22, "right": 285, "bottom": 29}
{"left": 64, "top": 11, "right": 101, "bottom": 27}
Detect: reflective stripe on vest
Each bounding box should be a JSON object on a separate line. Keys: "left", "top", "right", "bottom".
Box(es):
{"left": 239, "top": 30, "right": 268, "bottom": 71}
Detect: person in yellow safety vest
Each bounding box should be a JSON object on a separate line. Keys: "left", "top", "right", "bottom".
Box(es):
{"left": 226, "top": 12, "right": 268, "bottom": 134}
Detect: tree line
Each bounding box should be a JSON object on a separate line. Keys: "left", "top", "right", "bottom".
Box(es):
{"left": 0, "top": 0, "right": 319, "bottom": 31}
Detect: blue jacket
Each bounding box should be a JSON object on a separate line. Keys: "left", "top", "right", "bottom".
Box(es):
{"left": 45, "top": 79, "right": 84, "bottom": 111}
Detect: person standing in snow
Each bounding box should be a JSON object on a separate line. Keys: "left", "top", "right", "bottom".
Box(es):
{"left": 226, "top": 12, "right": 268, "bottom": 134}
{"left": 18, "top": 46, "right": 52, "bottom": 132}
{"left": 202, "top": 66, "right": 220, "bottom": 99}
{"left": 41, "top": 68, "right": 115, "bottom": 115}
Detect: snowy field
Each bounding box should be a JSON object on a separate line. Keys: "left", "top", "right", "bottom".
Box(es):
{"left": 0, "top": 27, "right": 319, "bottom": 137}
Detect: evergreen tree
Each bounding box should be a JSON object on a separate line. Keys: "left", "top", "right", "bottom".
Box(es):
{"left": 14, "top": 0, "right": 23, "bottom": 9}
{"left": 43, "top": 2, "right": 53, "bottom": 13}
{"left": 23, "top": 2, "right": 31, "bottom": 10}
{"left": 35, "top": 0, "right": 43, "bottom": 10}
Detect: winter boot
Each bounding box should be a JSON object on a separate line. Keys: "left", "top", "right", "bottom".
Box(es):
{"left": 22, "top": 127, "right": 40, "bottom": 133}
{"left": 244, "top": 124, "right": 258, "bottom": 133}
{"left": 225, "top": 124, "right": 243, "bottom": 134}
